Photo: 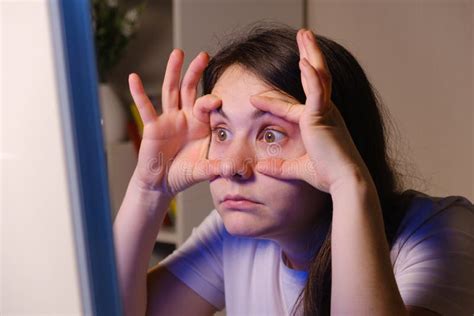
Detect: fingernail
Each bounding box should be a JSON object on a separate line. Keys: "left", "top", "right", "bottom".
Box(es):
{"left": 172, "top": 48, "right": 183, "bottom": 57}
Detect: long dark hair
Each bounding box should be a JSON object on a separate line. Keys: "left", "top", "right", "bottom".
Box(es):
{"left": 202, "top": 22, "right": 414, "bottom": 316}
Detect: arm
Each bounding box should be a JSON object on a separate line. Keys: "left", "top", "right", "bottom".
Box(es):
{"left": 113, "top": 49, "right": 222, "bottom": 316}
{"left": 330, "top": 174, "right": 407, "bottom": 315}
{"left": 330, "top": 177, "right": 444, "bottom": 316}
{"left": 113, "top": 173, "right": 219, "bottom": 316}
{"left": 113, "top": 173, "right": 171, "bottom": 316}
{"left": 251, "top": 29, "right": 455, "bottom": 315}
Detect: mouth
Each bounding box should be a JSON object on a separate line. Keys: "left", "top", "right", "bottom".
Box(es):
{"left": 220, "top": 194, "right": 262, "bottom": 210}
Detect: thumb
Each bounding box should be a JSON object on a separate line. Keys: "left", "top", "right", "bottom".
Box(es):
{"left": 192, "top": 159, "right": 223, "bottom": 183}
{"left": 193, "top": 94, "right": 222, "bottom": 123}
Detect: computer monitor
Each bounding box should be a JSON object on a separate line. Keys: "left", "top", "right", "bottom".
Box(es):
{"left": 1, "top": 1, "right": 122, "bottom": 314}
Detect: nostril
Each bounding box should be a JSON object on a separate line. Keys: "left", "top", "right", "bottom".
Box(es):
{"left": 232, "top": 172, "right": 243, "bottom": 178}
{"left": 219, "top": 154, "right": 256, "bottom": 179}
{"left": 233, "top": 160, "right": 254, "bottom": 179}
{"left": 232, "top": 172, "right": 248, "bottom": 181}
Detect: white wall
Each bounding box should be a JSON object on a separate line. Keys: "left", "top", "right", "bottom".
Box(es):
{"left": 308, "top": 0, "right": 473, "bottom": 201}
{"left": 1, "top": 1, "right": 83, "bottom": 314}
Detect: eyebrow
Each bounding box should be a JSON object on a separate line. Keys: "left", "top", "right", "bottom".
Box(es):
{"left": 216, "top": 106, "right": 268, "bottom": 120}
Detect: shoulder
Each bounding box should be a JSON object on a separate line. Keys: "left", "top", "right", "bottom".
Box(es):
{"left": 391, "top": 189, "right": 473, "bottom": 263}
{"left": 390, "top": 190, "right": 474, "bottom": 315}
{"left": 393, "top": 189, "right": 473, "bottom": 250}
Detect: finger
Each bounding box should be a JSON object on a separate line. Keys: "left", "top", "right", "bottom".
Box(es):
{"left": 192, "top": 159, "right": 223, "bottom": 183}
{"left": 162, "top": 49, "right": 184, "bottom": 112}
{"left": 255, "top": 156, "right": 311, "bottom": 181}
{"left": 203, "top": 157, "right": 255, "bottom": 179}
{"left": 297, "top": 28, "right": 308, "bottom": 59}
{"left": 303, "top": 30, "right": 332, "bottom": 100}
{"left": 193, "top": 94, "right": 222, "bottom": 123}
{"left": 181, "top": 52, "right": 209, "bottom": 111}
{"left": 297, "top": 29, "right": 309, "bottom": 62}
{"left": 128, "top": 73, "right": 158, "bottom": 125}
{"left": 296, "top": 29, "right": 309, "bottom": 93}
{"left": 299, "top": 58, "right": 326, "bottom": 115}
{"left": 250, "top": 95, "right": 304, "bottom": 124}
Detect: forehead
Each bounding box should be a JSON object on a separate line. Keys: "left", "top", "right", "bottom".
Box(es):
{"left": 211, "top": 64, "right": 295, "bottom": 102}
{"left": 209, "top": 65, "right": 299, "bottom": 128}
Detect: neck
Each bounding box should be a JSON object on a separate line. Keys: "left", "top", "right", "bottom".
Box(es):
{"left": 280, "top": 217, "right": 331, "bottom": 271}
{"left": 282, "top": 250, "right": 311, "bottom": 271}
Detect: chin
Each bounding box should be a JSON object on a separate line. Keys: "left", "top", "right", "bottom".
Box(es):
{"left": 217, "top": 207, "right": 263, "bottom": 237}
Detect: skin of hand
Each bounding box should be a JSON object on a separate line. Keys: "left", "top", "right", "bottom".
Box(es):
{"left": 128, "top": 49, "right": 222, "bottom": 197}
{"left": 250, "top": 29, "right": 374, "bottom": 195}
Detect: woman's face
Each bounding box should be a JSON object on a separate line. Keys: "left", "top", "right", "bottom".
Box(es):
{"left": 208, "top": 64, "right": 328, "bottom": 243}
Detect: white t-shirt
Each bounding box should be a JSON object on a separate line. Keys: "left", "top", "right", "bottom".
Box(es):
{"left": 159, "top": 190, "right": 474, "bottom": 315}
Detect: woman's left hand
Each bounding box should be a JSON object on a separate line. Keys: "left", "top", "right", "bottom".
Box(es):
{"left": 250, "top": 28, "right": 372, "bottom": 195}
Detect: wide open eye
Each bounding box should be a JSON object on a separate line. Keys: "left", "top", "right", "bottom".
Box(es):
{"left": 212, "top": 127, "right": 230, "bottom": 142}
{"left": 260, "top": 129, "right": 285, "bottom": 144}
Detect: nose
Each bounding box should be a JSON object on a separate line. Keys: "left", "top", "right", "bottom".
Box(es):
{"left": 220, "top": 140, "right": 256, "bottom": 180}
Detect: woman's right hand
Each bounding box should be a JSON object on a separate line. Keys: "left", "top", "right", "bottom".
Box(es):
{"left": 128, "top": 49, "right": 222, "bottom": 198}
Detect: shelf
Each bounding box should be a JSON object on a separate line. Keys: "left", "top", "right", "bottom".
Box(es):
{"left": 157, "top": 225, "right": 178, "bottom": 244}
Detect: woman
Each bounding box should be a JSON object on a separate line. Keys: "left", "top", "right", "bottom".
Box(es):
{"left": 113, "top": 24, "right": 474, "bottom": 315}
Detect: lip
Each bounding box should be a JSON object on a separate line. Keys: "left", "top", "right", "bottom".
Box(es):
{"left": 220, "top": 194, "right": 261, "bottom": 210}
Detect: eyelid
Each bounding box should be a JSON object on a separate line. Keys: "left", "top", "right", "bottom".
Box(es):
{"left": 210, "top": 124, "right": 228, "bottom": 133}
{"left": 210, "top": 125, "right": 227, "bottom": 131}
{"left": 260, "top": 125, "right": 287, "bottom": 135}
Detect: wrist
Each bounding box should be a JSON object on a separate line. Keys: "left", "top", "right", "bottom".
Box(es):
{"left": 329, "top": 167, "right": 377, "bottom": 200}
{"left": 329, "top": 171, "right": 382, "bottom": 221}
{"left": 130, "top": 168, "right": 174, "bottom": 199}
{"left": 124, "top": 172, "right": 174, "bottom": 216}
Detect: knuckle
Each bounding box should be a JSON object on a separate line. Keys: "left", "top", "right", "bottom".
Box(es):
{"left": 163, "top": 82, "right": 178, "bottom": 93}
{"left": 181, "top": 79, "right": 192, "bottom": 90}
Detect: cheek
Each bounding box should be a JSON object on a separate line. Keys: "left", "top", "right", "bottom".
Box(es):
{"left": 207, "top": 140, "right": 217, "bottom": 159}
{"left": 253, "top": 178, "right": 308, "bottom": 211}
{"left": 282, "top": 132, "right": 307, "bottom": 159}
{"left": 260, "top": 178, "right": 324, "bottom": 210}
{"left": 207, "top": 128, "right": 234, "bottom": 157}
{"left": 266, "top": 182, "right": 305, "bottom": 208}
{"left": 209, "top": 178, "right": 227, "bottom": 209}
{"left": 209, "top": 180, "right": 219, "bottom": 201}
{"left": 208, "top": 140, "right": 228, "bottom": 160}
{"left": 256, "top": 140, "right": 306, "bottom": 161}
